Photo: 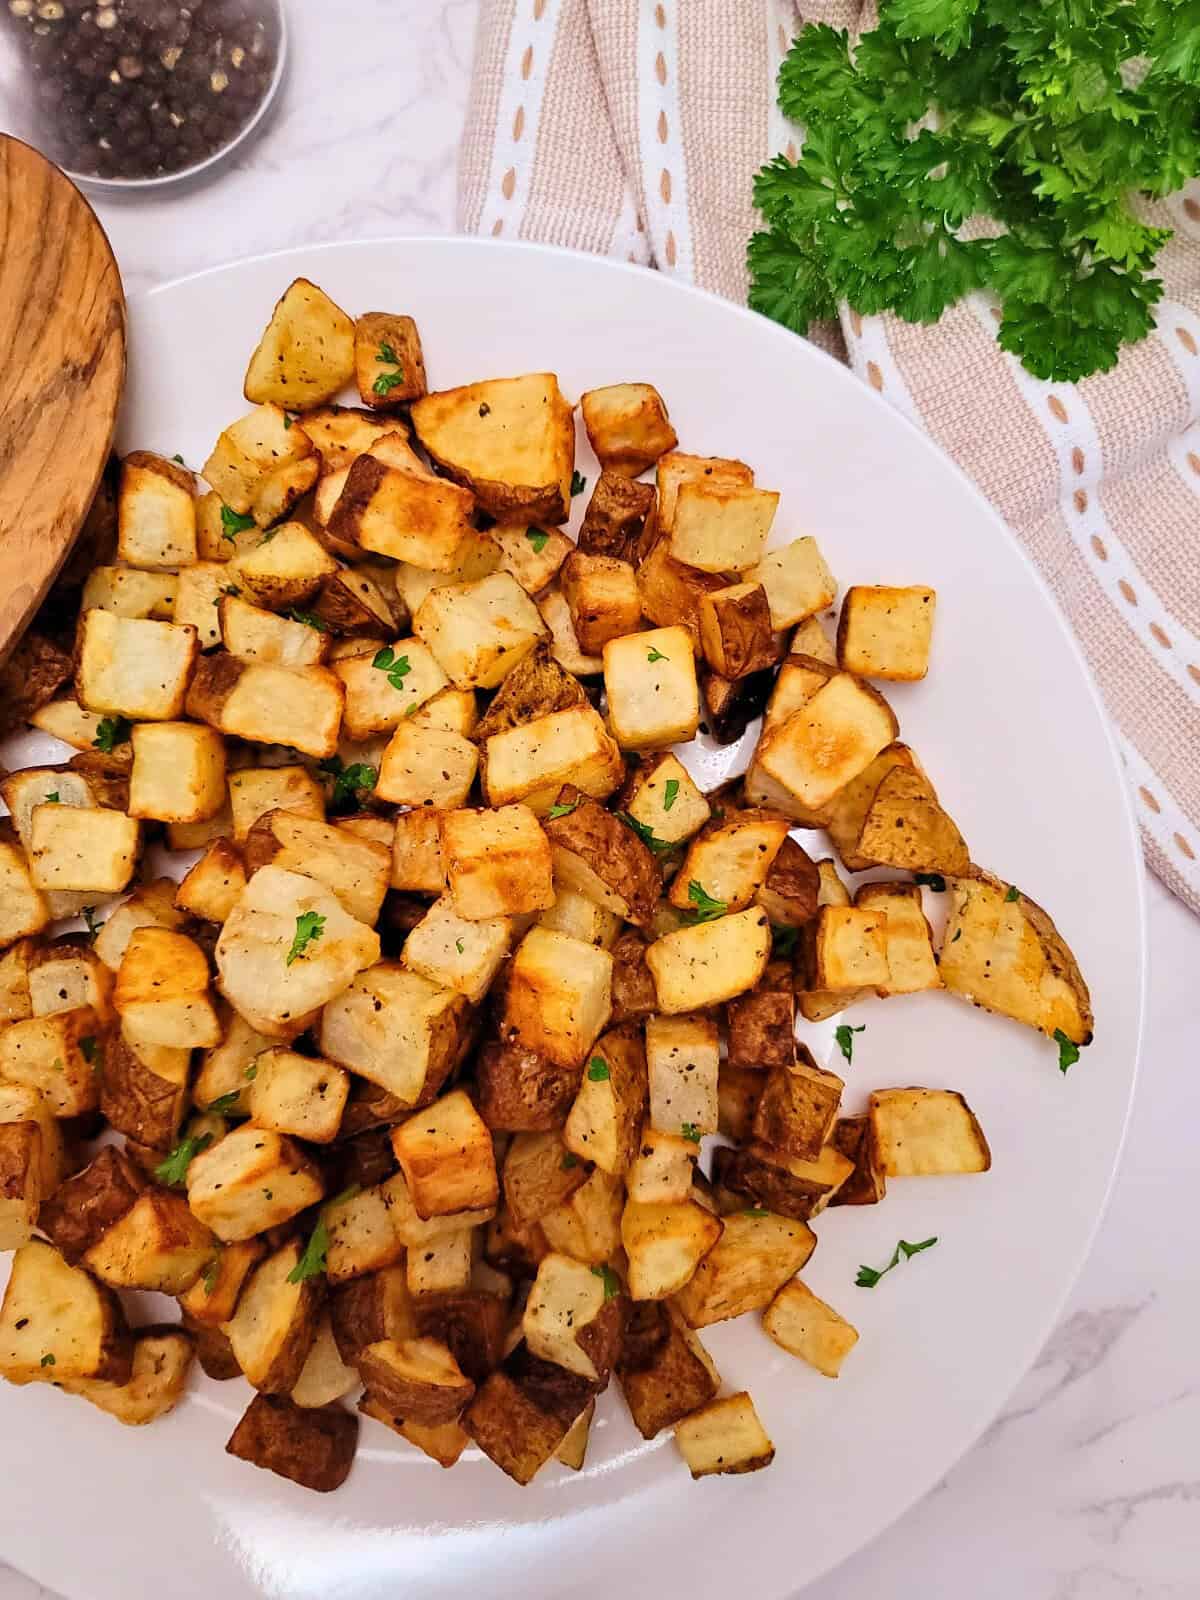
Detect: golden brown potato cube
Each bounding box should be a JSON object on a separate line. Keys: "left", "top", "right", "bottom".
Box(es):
{"left": 476, "top": 1042, "right": 577, "bottom": 1133}
{"left": 759, "top": 671, "right": 898, "bottom": 812}
{"left": 675, "top": 1209, "right": 816, "bottom": 1327}
{"left": 98, "top": 1025, "right": 189, "bottom": 1149}
{"left": 741, "top": 652, "right": 836, "bottom": 820}
{"left": 27, "top": 804, "right": 138, "bottom": 895}
{"left": 854, "top": 881, "right": 940, "bottom": 995}
{"left": 358, "top": 1395, "right": 467, "bottom": 1466}
{"left": 196, "top": 489, "right": 251, "bottom": 562}
{"left": 748, "top": 536, "right": 837, "bottom": 629}
{"left": 522, "top": 1252, "right": 625, "bottom": 1380}
{"left": 0, "top": 1239, "right": 132, "bottom": 1386}
{"left": 391, "top": 808, "right": 445, "bottom": 894}
{"left": 0, "top": 1006, "right": 102, "bottom": 1116}
{"left": 668, "top": 482, "right": 778, "bottom": 574}
{"left": 176, "top": 837, "right": 247, "bottom": 924}
{"left": 401, "top": 897, "right": 512, "bottom": 1004}
{"left": 717, "top": 1063, "right": 764, "bottom": 1143}
{"left": 493, "top": 524, "right": 572, "bottom": 597}
{"left": 791, "top": 613, "right": 837, "bottom": 665}
{"left": 392, "top": 529, "right": 501, "bottom": 620}
{"left": 711, "top": 1141, "right": 854, "bottom": 1222}
{"left": 203, "top": 404, "right": 317, "bottom": 519}
{"left": 827, "top": 1114, "right": 887, "bottom": 1207}
{"left": 358, "top": 1335, "right": 474, "bottom": 1422}
{"left": 0, "top": 770, "right": 102, "bottom": 895}
{"left": 228, "top": 764, "right": 326, "bottom": 841}
{"left": 168, "top": 561, "right": 224, "bottom": 650}
{"left": 763, "top": 1278, "right": 859, "bottom": 1376}
{"left": 81, "top": 564, "right": 179, "bottom": 620}
{"left": 755, "top": 836, "right": 820, "bottom": 928}
{"left": 621, "top": 1195, "right": 722, "bottom": 1301}
{"left": 646, "top": 908, "right": 771, "bottom": 1014}
{"left": 82, "top": 1186, "right": 216, "bottom": 1296}
{"left": 328, "top": 453, "right": 477, "bottom": 569}
{"left": 804, "top": 905, "right": 889, "bottom": 992}
{"left": 117, "top": 451, "right": 196, "bottom": 570}
{"left": 752, "top": 1051, "right": 844, "bottom": 1162}
{"left": 580, "top": 383, "right": 677, "bottom": 476}
{"left": 188, "top": 1125, "right": 324, "bottom": 1243}
{"left": 375, "top": 721, "right": 478, "bottom": 809}
{"left": 698, "top": 582, "right": 778, "bottom": 679}
{"left": 320, "top": 961, "right": 473, "bottom": 1108}
{"left": 544, "top": 792, "right": 661, "bottom": 928}
{"left": 674, "top": 1392, "right": 774, "bottom": 1478}
{"left": 0, "top": 940, "right": 33, "bottom": 1024}
{"left": 27, "top": 694, "right": 108, "bottom": 751}
{"left": 226, "top": 1391, "right": 358, "bottom": 1492}
{"left": 232, "top": 521, "right": 339, "bottom": 609}
{"left": 500, "top": 927, "right": 612, "bottom": 1072}
{"left": 537, "top": 586, "right": 604, "bottom": 676}
{"left": 560, "top": 551, "right": 642, "bottom": 655}
{"left": 308, "top": 566, "right": 397, "bottom": 638}
{"left": 472, "top": 638, "right": 586, "bottom": 742}
{"left": 245, "top": 1047, "right": 349, "bottom": 1144}
{"left": 869, "top": 1086, "right": 992, "bottom": 1176}
{"left": 617, "top": 1299, "right": 719, "bottom": 1438}
{"left": 555, "top": 1397, "right": 594, "bottom": 1470}
{"left": 91, "top": 877, "right": 184, "bottom": 971}
{"left": 482, "top": 705, "right": 624, "bottom": 813}
{"left": 414, "top": 572, "right": 547, "bottom": 691}
{"left": 178, "top": 1237, "right": 265, "bottom": 1326}
{"left": 838, "top": 584, "right": 936, "bottom": 682}
{"left": 604, "top": 625, "right": 700, "bottom": 751}
{"left": 669, "top": 810, "right": 791, "bottom": 916}
{"left": 406, "top": 1227, "right": 475, "bottom": 1297}
{"left": 853, "top": 763, "right": 970, "bottom": 876}
{"left": 413, "top": 1290, "right": 508, "bottom": 1385}
{"left": 329, "top": 1265, "right": 416, "bottom": 1361}
{"left": 114, "top": 928, "right": 219, "bottom": 1050}
{"left": 617, "top": 753, "right": 708, "bottom": 848}
{"left": 128, "top": 722, "right": 226, "bottom": 824}
{"left": 656, "top": 450, "right": 753, "bottom": 532}
{"left": 299, "top": 404, "right": 398, "bottom": 471}
{"left": 645, "top": 1014, "right": 719, "bottom": 1137}
{"left": 354, "top": 311, "right": 428, "bottom": 408}
{"left": 821, "top": 745, "right": 916, "bottom": 872}
{"left": 537, "top": 885, "right": 623, "bottom": 950}
{"left": 0, "top": 842, "right": 49, "bottom": 948}
{"left": 577, "top": 470, "right": 656, "bottom": 561}
{"left": 726, "top": 986, "right": 795, "bottom": 1071}
{"left": 243, "top": 277, "right": 355, "bottom": 408}
{"left": 57, "top": 1325, "right": 195, "bottom": 1425}
{"left": 323, "top": 1185, "right": 405, "bottom": 1284}
{"left": 439, "top": 804, "right": 553, "bottom": 920}
{"left": 411, "top": 373, "right": 575, "bottom": 527}
{"left": 243, "top": 809, "right": 391, "bottom": 925}
{"left": 538, "top": 1168, "right": 622, "bottom": 1265}
{"left": 223, "top": 1237, "right": 324, "bottom": 1392}
{"left": 502, "top": 1130, "right": 589, "bottom": 1226}
{"left": 186, "top": 656, "right": 344, "bottom": 760}
{"left": 563, "top": 1023, "right": 648, "bottom": 1175}
{"left": 391, "top": 1089, "right": 499, "bottom": 1220}
{"left": 626, "top": 1125, "right": 697, "bottom": 1206}
{"left": 0, "top": 1119, "right": 45, "bottom": 1251}
{"left": 463, "top": 1343, "right": 598, "bottom": 1484}
{"left": 77, "top": 609, "right": 198, "bottom": 721}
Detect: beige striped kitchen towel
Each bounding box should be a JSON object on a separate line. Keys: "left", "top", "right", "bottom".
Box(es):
{"left": 460, "top": 0, "right": 1200, "bottom": 913}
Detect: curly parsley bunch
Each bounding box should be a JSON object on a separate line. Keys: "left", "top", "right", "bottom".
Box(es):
{"left": 749, "top": 0, "right": 1200, "bottom": 381}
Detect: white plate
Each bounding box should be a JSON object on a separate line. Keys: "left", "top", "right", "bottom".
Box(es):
{"left": 0, "top": 238, "right": 1144, "bottom": 1600}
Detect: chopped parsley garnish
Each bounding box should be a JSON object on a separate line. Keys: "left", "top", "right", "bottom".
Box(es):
{"left": 771, "top": 924, "right": 798, "bottom": 957}
{"left": 616, "top": 811, "right": 674, "bottom": 854}
{"left": 44, "top": 792, "right": 60, "bottom": 804}
{"left": 373, "top": 345, "right": 405, "bottom": 396}
{"left": 287, "top": 1218, "right": 330, "bottom": 1283}
{"left": 744, "top": 1208, "right": 769, "bottom": 1219}
{"left": 455, "top": 938, "right": 465, "bottom": 955}
{"left": 93, "top": 716, "right": 130, "bottom": 754}
{"left": 318, "top": 756, "right": 377, "bottom": 807}
{"left": 206, "top": 1090, "right": 242, "bottom": 1116}
{"left": 244, "top": 1064, "right": 258, "bottom": 1081}
{"left": 376, "top": 341, "right": 399, "bottom": 364}
{"left": 220, "top": 503, "right": 255, "bottom": 540}
{"left": 1054, "top": 1028, "right": 1081, "bottom": 1074}
{"left": 40, "top": 1353, "right": 55, "bottom": 1368}
{"left": 287, "top": 911, "right": 326, "bottom": 966}
{"left": 856, "top": 1236, "right": 938, "bottom": 1290}
{"left": 646, "top": 646, "right": 668, "bottom": 663}
{"left": 287, "top": 609, "right": 328, "bottom": 631}
{"left": 835, "top": 1022, "right": 865, "bottom": 1065}
{"left": 1005, "top": 884, "right": 1020, "bottom": 902}
{"left": 202, "top": 1254, "right": 221, "bottom": 1296}
{"left": 526, "top": 528, "right": 550, "bottom": 554}
{"left": 372, "top": 645, "right": 412, "bottom": 693}
{"left": 570, "top": 471, "right": 587, "bottom": 498}
{"left": 154, "top": 1132, "right": 212, "bottom": 1189}
{"left": 680, "top": 1122, "right": 701, "bottom": 1143}
{"left": 591, "top": 1263, "right": 620, "bottom": 1300}
{"left": 587, "top": 1057, "right": 610, "bottom": 1082}
{"left": 221, "top": 584, "right": 241, "bottom": 598}
{"left": 283, "top": 413, "right": 295, "bottom": 430}
{"left": 686, "top": 881, "right": 727, "bottom": 922}
{"left": 171, "top": 453, "right": 186, "bottom": 465}
{"left": 546, "top": 799, "right": 579, "bottom": 820}
{"left": 79, "top": 1036, "right": 100, "bottom": 1068}
{"left": 662, "top": 778, "right": 679, "bottom": 812}
{"left": 561, "top": 1152, "right": 580, "bottom": 1171}
{"left": 914, "top": 873, "right": 946, "bottom": 892}
{"left": 951, "top": 928, "right": 962, "bottom": 943}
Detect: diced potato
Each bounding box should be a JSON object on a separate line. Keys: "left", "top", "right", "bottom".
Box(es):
{"left": 228, "top": 764, "right": 325, "bottom": 841}
{"left": 393, "top": 529, "right": 502, "bottom": 618}
{"left": 669, "top": 482, "right": 778, "bottom": 574}
{"left": 300, "top": 405, "right": 404, "bottom": 471}
{"left": 618, "top": 753, "right": 709, "bottom": 848}
{"left": 538, "top": 1168, "right": 622, "bottom": 1265}
{"left": 726, "top": 985, "right": 795, "bottom": 1070}
{"left": 853, "top": 763, "right": 970, "bottom": 876}
{"left": 523, "top": 1252, "right": 624, "bottom": 1380}
{"left": 390, "top": 808, "right": 445, "bottom": 894}
{"left": 414, "top": 572, "right": 547, "bottom": 691}
{"left": 100, "top": 1025, "right": 189, "bottom": 1149}
{"left": 474, "top": 1043, "right": 575, "bottom": 1134}
{"left": 188, "top": 1125, "right": 325, "bottom": 1242}
{"left": 28, "top": 695, "right": 109, "bottom": 751}
{"left": 580, "top": 383, "right": 677, "bottom": 477}
{"left": 0, "top": 840, "right": 49, "bottom": 948}
{"left": 407, "top": 1228, "right": 474, "bottom": 1297}
{"left": 83, "top": 1187, "right": 216, "bottom": 1296}
{"left": 320, "top": 962, "right": 473, "bottom": 1108}
{"left": 669, "top": 811, "right": 791, "bottom": 916}
{"left": 803, "top": 905, "right": 889, "bottom": 992}
{"left": 758, "top": 671, "right": 898, "bottom": 811}
{"left": 869, "top": 1087, "right": 992, "bottom": 1176}
{"left": 544, "top": 793, "right": 661, "bottom": 928}
{"left": 621, "top": 1196, "right": 723, "bottom": 1301}
{"left": 375, "top": 722, "right": 478, "bottom": 808}
{"left": 187, "top": 656, "right": 344, "bottom": 759}
{"left": 28, "top": 804, "right": 139, "bottom": 894}
{"left": 855, "top": 882, "right": 940, "bottom": 995}
{"left": 128, "top": 721, "right": 226, "bottom": 824}
{"left": 219, "top": 595, "right": 329, "bottom": 667}
{"left": 178, "top": 1237, "right": 265, "bottom": 1326}
{"left": 674, "top": 1392, "right": 774, "bottom": 1478}
{"left": 323, "top": 1185, "right": 405, "bottom": 1284}
{"left": 411, "top": 373, "right": 575, "bottom": 526}
{"left": 82, "top": 565, "right": 178, "bottom": 620}
{"left": 438, "top": 805, "right": 553, "bottom": 920}
{"left": 401, "top": 897, "right": 512, "bottom": 1003}
{"left": 331, "top": 638, "right": 448, "bottom": 739}
{"left": 168, "top": 561, "right": 224, "bottom": 650}
{"left": 755, "top": 836, "right": 819, "bottom": 928}
{"left": 555, "top": 1398, "right": 595, "bottom": 1470}
{"left": 391, "top": 1088, "right": 499, "bottom": 1219}
{"left": 77, "top": 609, "right": 198, "bottom": 721}
{"left": 698, "top": 581, "right": 778, "bottom": 679}
{"left": 0, "top": 1239, "right": 132, "bottom": 1386}
{"left": 0, "top": 1118, "right": 45, "bottom": 1251}
{"left": 482, "top": 705, "right": 624, "bottom": 813}
{"left": 0, "top": 941, "right": 32, "bottom": 1024}
{"left": 656, "top": 451, "right": 753, "bottom": 534}
{"left": 247, "top": 1047, "right": 349, "bottom": 1144}
{"left": 762, "top": 1278, "right": 859, "bottom": 1377}
{"left": 290, "top": 1313, "right": 358, "bottom": 1408}
{"left": 493, "top": 524, "right": 572, "bottom": 597}
{"left": 354, "top": 311, "right": 427, "bottom": 408}
{"left": 93, "top": 878, "right": 186, "bottom": 972}
{"left": 501, "top": 1130, "right": 588, "bottom": 1226}
{"left": 537, "top": 885, "right": 622, "bottom": 949}
{"left": 748, "top": 536, "right": 837, "bottom": 629}
{"left": 603, "top": 625, "right": 700, "bottom": 751}
{"left": 537, "top": 586, "right": 604, "bottom": 676}
{"left": 675, "top": 1210, "right": 816, "bottom": 1327}
{"left": 646, "top": 908, "right": 771, "bottom": 1013}
{"left": 617, "top": 1300, "right": 719, "bottom": 1438}
{"left": 636, "top": 541, "right": 731, "bottom": 648}
{"left": 838, "top": 584, "right": 936, "bottom": 682}
{"left": 626, "top": 1126, "right": 697, "bottom": 1206}
{"left": 828, "top": 1114, "right": 887, "bottom": 1207}
{"left": 231, "top": 522, "right": 339, "bottom": 610}
{"left": 645, "top": 1014, "right": 719, "bottom": 1137}
{"left": 226, "top": 1391, "right": 358, "bottom": 1491}
{"left": 203, "top": 404, "right": 317, "bottom": 520}
{"left": 562, "top": 1023, "right": 647, "bottom": 1175}
{"left": 463, "top": 1343, "right": 598, "bottom": 1485}
{"left": 117, "top": 452, "right": 197, "bottom": 570}
{"left": 243, "top": 277, "right": 355, "bottom": 408}
{"left": 358, "top": 1336, "right": 474, "bottom": 1423}
{"left": 500, "top": 928, "right": 612, "bottom": 1072}
{"left": 752, "top": 1052, "right": 844, "bottom": 1162}
{"left": 59, "top": 1327, "right": 195, "bottom": 1426}
{"left": 577, "top": 470, "right": 656, "bottom": 561}
{"left": 114, "top": 928, "right": 220, "bottom": 1049}
{"left": 243, "top": 810, "right": 390, "bottom": 926}
{"left": 560, "top": 552, "right": 642, "bottom": 654}
{"left": 712, "top": 1141, "right": 854, "bottom": 1222}
{"left": 223, "top": 1237, "right": 324, "bottom": 1392}
{"left": 176, "top": 837, "right": 247, "bottom": 924}
{"left": 328, "top": 452, "right": 477, "bottom": 568}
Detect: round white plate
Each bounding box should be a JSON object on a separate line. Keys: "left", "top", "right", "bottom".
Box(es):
{"left": 0, "top": 238, "right": 1144, "bottom": 1600}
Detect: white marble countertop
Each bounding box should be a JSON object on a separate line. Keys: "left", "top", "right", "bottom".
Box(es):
{"left": 3, "top": 3, "right": 1199, "bottom": 1596}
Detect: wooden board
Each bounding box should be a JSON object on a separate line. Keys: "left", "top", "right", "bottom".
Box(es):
{"left": 0, "top": 134, "right": 125, "bottom": 664}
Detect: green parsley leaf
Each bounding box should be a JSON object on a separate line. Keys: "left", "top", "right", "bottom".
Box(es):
{"left": 44, "top": 792, "right": 60, "bottom": 804}
{"left": 915, "top": 873, "right": 947, "bottom": 892}
{"left": 587, "top": 1057, "right": 610, "bottom": 1082}
{"left": 686, "top": 881, "right": 727, "bottom": 922}
{"left": 662, "top": 778, "right": 680, "bottom": 812}
{"left": 455, "top": 938, "right": 465, "bottom": 955}
{"left": 835, "top": 1022, "right": 866, "bottom": 1065}
{"left": 744, "top": 1208, "right": 769, "bottom": 1219}
{"left": 319, "top": 756, "right": 377, "bottom": 807}
{"left": 93, "top": 716, "right": 131, "bottom": 754}
{"left": 647, "top": 646, "right": 668, "bottom": 663}
{"left": 287, "top": 1217, "right": 330, "bottom": 1284}
{"left": 154, "top": 1132, "right": 212, "bottom": 1189}
{"left": 244, "top": 1064, "right": 258, "bottom": 1081}
{"left": 616, "top": 811, "right": 675, "bottom": 854}
{"left": 171, "top": 453, "right": 186, "bottom": 465}
{"left": 1005, "top": 884, "right": 1020, "bottom": 902}
{"left": 570, "top": 471, "right": 587, "bottom": 497}
{"left": 373, "top": 369, "right": 406, "bottom": 397}
{"left": 372, "top": 646, "right": 412, "bottom": 693}
{"left": 951, "top": 928, "right": 962, "bottom": 943}
{"left": 287, "top": 911, "right": 326, "bottom": 966}
{"left": 856, "top": 1235, "right": 938, "bottom": 1289}
{"left": 206, "top": 1090, "right": 242, "bottom": 1116}
{"left": 376, "top": 341, "right": 399, "bottom": 364}
{"left": 220, "top": 503, "right": 255, "bottom": 540}
{"left": 590, "top": 1263, "right": 620, "bottom": 1300}
{"left": 561, "top": 1152, "right": 580, "bottom": 1171}
{"left": 771, "top": 924, "right": 799, "bottom": 957}
{"left": 40, "top": 1353, "right": 55, "bottom": 1367}
{"left": 202, "top": 1254, "right": 221, "bottom": 1296}
{"left": 1054, "top": 1028, "right": 1081, "bottom": 1074}
{"left": 287, "top": 609, "right": 328, "bottom": 631}
{"left": 221, "top": 584, "right": 241, "bottom": 598}
{"left": 680, "top": 1122, "right": 701, "bottom": 1143}
{"left": 79, "top": 1036, "right": 100, "bottom": 1068}
{"left": 283, "top": 413, "right": 295, "bottom": 430}
{"left": 546, "top": 799, "right": 579, "bottom": 820}
{"left": 526, "top": 528, "right": 550, "bottom": 554}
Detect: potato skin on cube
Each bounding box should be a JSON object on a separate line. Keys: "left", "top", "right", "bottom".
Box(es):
{"left": 226, "top": 1392, "right": 358, "bottom": 1493}
{"left": 463, "top": 1342, "right": 599, "bottom": 1485}
{"left": 243, "top": 277, "right": 355, "bottom": 409}
{"left": 354, "top": 311, "right": 427, "bottom": 409}
{"left": 580, "top": 383, "right": 677, "bottom": 477}
{"left": 616, "top": 1299, "right": 719, "bottom": 1439}
{"left": 543, "top": 791, "right": 661, "bottom": 929}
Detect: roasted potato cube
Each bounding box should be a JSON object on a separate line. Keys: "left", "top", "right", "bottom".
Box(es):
{"left": 358, "top": 1335, "right": 474, "bottom": 1422}
{"left": 0, "top": 1239, "right": 132, "bottom": 1386}
{"left": 0, "top": 1006, "right": 102, "bottom": 1115}
{"left": 502, "top": 1130, "right": 589, "bottom": 1226}
{"left": 636, "top": 540, "right": 732, "bottom": 647}
{"left": 493, "top": 523, "right": 572, "bottom": 596}
{"left": 228, "top": 763, "right": 326, "bottom": 841}
{"left": 538, "top": 1168, "right": 622, "bottom": 1265}
{"left": 97, "top": 1026, "right": 188, "bottom": 1149}
{"left": 176, "top": 837, "right": 247, "bottom": 924}
{"left": 869, "top": 1086, "right": 991, "bottom": 1176}
{"left": 117, "top": 451, "right": 196, "bottom": 570}
{"left": 621, "top": 1195, "right": 722, "bottom": 1301}
{"left": 27, "top": 694, "right": 109, "bottom": 751}
{"left": 472, "top": 638, "right": 586, "bottom": 743}
{"left": 168, "top": 561, "right": 224, "bottom": 650}
{"left": 712, "top": 1141, "right": 854, "bottom": 1221}
{"left": 655, "top": 450, "right": 753, "bottom": 531}
{"left": 618, "top": 753, "right": 708, "bottom": 847}
{"left": 92, "top": 878, "right": 184, "bottom": 971}
{"left": 114, "top": 928, "right": 219, "bottom": 1049}
{"left": 186, "top": 656, "right": 344, "bottom": 759}
{"left": 329, "top": 1265, "right": 416, "bottom": 1361}
{"left": 82, "top": 1186, "right": 215, "bottom": 1295}
{"left": 77, "top": 609, "right": 198, "bottom": 721}
{"left": 853, "top": 763, "right": 970, "bottom": 876}
{"left": 669, "top": 810, "right": 791, "bottom": 916}
{"left": 401, "top": 897, "right": 512, "bottom": 1004}
{"left": 476, "top": 1042, "right": 577, "bottom": 1133}
{"left": 178, "top": 1237, "right": 265, "bottom": 1326}
{"left": 697, "top": 581, "right": 778, "bottom": 679}
{"left": 560, "top": 552, "right": 642, "bottom": 655}
{"left": 544, "top": 792, "right": 660, "bottom": 928}
{"left": 0, "top": 1119, "right": 46, "bottom": 1251}
{"left": 222, "top": 1235, "right": 325, "bottom": 1392}
{"left": 391, "top": 1089, "right": 499, "bottom": 1219}
{"left": 27, "top": 804, "right": 138, "bottom": 895}
{"left": 300, "top": 404, "right": 402, "bottom": 470}
{"left": 0, "top": 941, "right": 32, "bottom": 1024}
{"left": 500, "top": 928, "right": 612, "bottom": 1072}
{"left": 392, "top": 528, "right": 501, "bottom": 619}
{"left": 537, "top": 586, "right": 604, "bottom": 676}
{"left": 577, "top": 470, "right": 656, "bottom": 561}
{"left": 674, "top": 1391, "right": 774, "bottom": 1478}
{"left": 226, "top": 1391, "right": 357, "bottom": 1492}
{"left": 626, "top": 1126, "right": 697, "bottom": 1206}
{"left": 726, "top": 985, "right": 795, "bottom": 1070}
{"left": 187, "top": 1125, "right": 324, "bottom": 1242}
{"left": 230, "top": 523, "right": 338, "bottom": 611}
{"left": 82, "top": 564, "right": 178, "bottom": 620}
{"left": 482, "top": 705, "right": 624, "bottom": 813}
{"left": 537, "top": 886, "right": 623, "bottom": 950}
{"left": 827, "top": 1114, "right": 887, "bottom": 1207}
{"left": 414, "top": 572, "right": 547, "bottom": 691}
{"left": 463, "top": 1343, "right": 597, "bottom": 1485}
{"left": 127, "top": 722, "right": 226, "bottom": 825}
{"left": 791, "top": 614, "right": 837, "bottom": 664}
{"left": 752, "top": 1052, "right": 843, "bottom": 1161}
{"left": 243, "top": 809, "right": 391, "bottom": 925}
{"left": 374, "top": 721, "right": 478, "bottom": 809}
{"left": 0, "top": 841, "right": 49, "bottom": 948}
{"left": 646, "top": 908, "right": 771, "bottom": 1013}
{"left": 354, "top": 311, "right": 427, "bottom": 408}
{"left": 243, "top": 277, "right": 355, "bottom": 407}
{"left": 245, "top": 1047, "right": 349, "bottom": 1144}
{"left": 555, "top": 1398, "right": 594, "bottom": 1470}
{"left": 755, "top": 836, "right": 820, "bottom": 928}
{"left": 323, "top": 1185, "right": 405, "bottom": 1284}
{"left": 413, "top": 1289, "right": 507, "bottom": 1384}
{"left": 203, "top": 404, "right": 317, "bottom": 520}
{"left": 331, "top": 639, "right": 448, "bottom": 739}
{"left": 741, "top": 652, "right": 836, "bottom": 821}
{"left": 358, "top": 1395, "right": 468, "bottom": 1466}
{"left": 838, "top": 584, "right": 936, "bottom": 682}
{"left": 320, "top": 961, "right": 473, "bottom": 1107}
{"left": 220, "top": 595, "right": 331, "bottom": 667}
{"left": 645, "top": 1013, "right": 719, "bottom": 1137}
{"left": 289, "top": 1312, "right": 358, "bottom": 1408}
{"left": 58, "top": 1326, "right": 195, "bottom": 1426}
{"left": 563, "top": 1023, "right": 648, "bottom": 1175}
{"left": 608, "top": 928, "right": 658, "bottom": 1024}
{"left": 749, "top": 536, "right": 837, "bottom": 629}
{"left": 763, "top": 1278, "right": 859, "bottom": 1377}
{"left": 759, "top": 671, "right": 898, "bottom": 811}
{"left": 523, "top": 1252, "right": 625, "bottom": 1380}
{"left": 617, "top": 1299, "right": 719, "bottom": 1438}
{"left": 411, "top": 373, "right": 575, "bottom": 526}
{"left": 802, "top": 904, "right": 889, "bottom": 994}
{"left": 391, "top": 808, "right": 445, "bottom": 894}
{"left": 579, "top": 383, "right": 677, "bottom": 476}
{"left": 675, "top": 1209, "right": 816, "bottom": 1327}
{"left": 854, "top": 882, "right": 940, "bottom": 994}
{"left": 328, "top": 452, "right": 477, "bottom": 569}
{"left": 603, "top": 625, "right": 700, "bottom": 751}
{"left": 669, "top": 482, "right": 777, "bottom": 574}
{"left": 439, "top": 804, "right": 554, "bottom": 919}
{"left": 406, "top": 1228, "right": 474, "bottom": 1297}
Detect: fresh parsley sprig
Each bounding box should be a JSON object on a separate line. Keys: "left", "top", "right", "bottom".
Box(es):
{"left": 616, "top": 811, "right": 675, "bottom": 855}
{"left": 835, "top": 1022, "right": 865, "bottom": 1065}
{"left": 686, "top": 881, "right": 727, "bottom": 922}
{"left": 220, "top": 503, "right": 255, "bottom": 540}
{"left": 154, "top": 1132, "right": 213, "bottom": 1189}
{"left": 856, "top": 1235, "right": 938, "bottom": 1289}
{"left": 92, "top": 716, "right": 130, "bottom": 754}
{"left": 319, "top": 755, "right": 377, "bottom": 807}
{"left": 287, "top": 911, "right": 326, "bottom": 966}
{"left": 287, "top": 1185, "right": 362, "bottom": 1284}
{"left": 372, "top": 646, "right": 412, "bottom": 693}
